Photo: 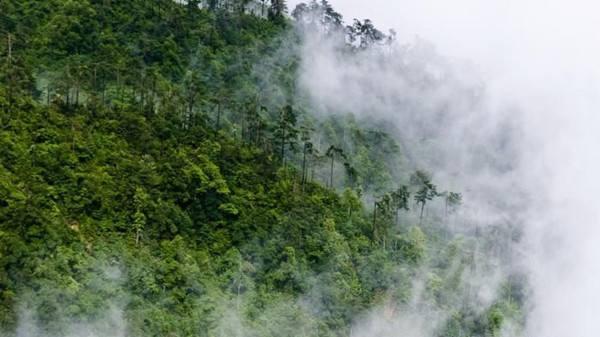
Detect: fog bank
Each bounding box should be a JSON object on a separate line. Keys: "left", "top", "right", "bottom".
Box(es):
{"left": 292, "top": 1, "right": 600, "bottom": 336}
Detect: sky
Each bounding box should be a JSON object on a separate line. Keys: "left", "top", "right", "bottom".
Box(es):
{"left": 287, "top": 0, "right": 600, "bottom": 80}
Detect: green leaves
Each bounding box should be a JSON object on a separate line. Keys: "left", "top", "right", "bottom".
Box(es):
{"left": 181, "top": 150, "right": 230, "bottom": 195}
{"left": 0, "top": 1, "right": 524, "bottom": 336}
{"left": 397, "top": 226, "right": 426, "bottom": 264}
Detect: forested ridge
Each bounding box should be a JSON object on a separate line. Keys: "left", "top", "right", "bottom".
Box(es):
{"left": 0, "top": 1, "right": 524, "bottom": 336}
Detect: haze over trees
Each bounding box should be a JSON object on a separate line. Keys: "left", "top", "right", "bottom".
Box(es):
{"left": 0, "top": 1, "right": 524, "bottom": 336}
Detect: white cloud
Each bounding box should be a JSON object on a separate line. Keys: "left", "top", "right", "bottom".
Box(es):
{"left": 291, "top": 1, "right": 600, "bottom": 336}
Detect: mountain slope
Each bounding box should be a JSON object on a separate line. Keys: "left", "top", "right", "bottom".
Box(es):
{"left": 0, "top": 1, "right": 523, "bottom": 336}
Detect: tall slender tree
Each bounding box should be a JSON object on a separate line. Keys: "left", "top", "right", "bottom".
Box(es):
{"left": 343, "top": 161, "right": 358, "bottom": 189}
{"left": 410, "top": 170, "right": 438, "bottom": 226}
{"left": 274, "top": 104, "right": 298, "bottom": 166}
{"left": 441, "top": 191, "right": 462, "bottom": 225}
{"left": 373, "top": 193, "right": 393, "bottom": 248}
{"left": 269, "top": 0, "right": 288, "bottom": 20}
{"left": 392, "top": 185, "right": 410, "bottom": 225}
{"left": 299, "top": 124, "right": 314, "bottom": 188}
{"left": 346, "top": 19, "right": 387, "bottom": 50}
{"left": 325, "top": 145, "right": 346, "bottom": 188}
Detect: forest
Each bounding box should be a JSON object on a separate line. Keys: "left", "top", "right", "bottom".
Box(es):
{"left": 0, "top": 1, "right": 525, "bottom": 336}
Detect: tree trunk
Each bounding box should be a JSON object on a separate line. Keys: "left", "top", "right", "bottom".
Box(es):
{"left": 71, "top": 121, "right": 76, "bottom": 153}
{"left": 151, "top": 76, "right": 156, "bottom": 114}
{"left": 75, "top": 82, "right": 80, "bottom": 106}
{"left": 135, "top": 229, "right": 141, "bottom": 246}
{"left": 445, "top": 197, "right": 448, "bottom": 225}
{"left": 216, "top": 101, "right": 222, "bottom": 130}
{"left": 101, "top": 79, "right": 106, "bottom": 107}
{"left": 66, "top": 86, "right": 71, "bottom": 107}
{"left": 116, "top": 71, "right": 121, "bottom": 102}
{"left": 241, "top": 108, "right": 247, "bottom": 142}
{"left": 141, "top": 71, "right": 146, "bottom": 114}
{"left": 7, "top": 34, "right": 13, "bottom": 112}
{"left": 419, "top": 202, "right": 425, "bottom": 226}
{"left": 93, "top": 66, "right": 97, "bottom": 93}
{"left": 280, "top": 125, "right": 286, "bottom": 166}
{"left": 301, "top": 145, "right": 307, "bottom": 187}
{"left": 373, "top": 201, "right": 378, "bottom": 240}
{"left": 329, "top": 155, "right": 334, "bottom": 188}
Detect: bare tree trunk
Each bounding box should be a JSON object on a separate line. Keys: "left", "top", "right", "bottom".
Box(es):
{"left": 140, "top": 69, "right": 146, "bottom": 114}
{"left": 373, "top": 201, "right": 378, "bottom": 240}
{"left": 445, "top": 197, "right": 448, "bottom": 225}
{"left": 71, "top": 122, "right": 76, "bottom": 153}
{"left": 101, "top": 79, "right": 106, "bottom": 106}
{"left": 280, "top": 126, "right": 286, "bottom": 166}
{"left": 216, "top": 101, "right": 222, "bottom": 130}
{"left": 93, "top": 65, "right": 97, "bottom": 93}
{"left": 75, "top": 81, "right": 80, "bottom": 106}
{"left": 6, "top": 34, "right": 13, "bottom": 112}
{"left": 151, "top": 76, "right": 156, "bottom": 113}
{"left": 301, "top": 145, "right": 307, "bottom": 187}
{"left": 329, "top": 155, "right": 334, "bottom": 188}
{"left": 117, "top": 70, "right": 122, "bottom": 102}
{"left": 241, "top": 108, "right": 247, "bottom": 143}
{"left": 66, "top": 86, "right": 71, "bottom": 107}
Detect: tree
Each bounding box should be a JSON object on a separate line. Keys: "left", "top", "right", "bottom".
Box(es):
{"left": 182, "top": 69, "right": 204, "bottom": 128}
{"left": 259, "top": 0, "right": 269, "bottom": 16}
{"left": 292, "top": 0, "right": 343, "bottom": 32}
{"left": 343, "top": 161, "right": 358, "bottom": 189}
{"left": 234, "top": 0, "right": 252, "bottom": 13}
{"left": 447, "top": 192, "right": 462, "bottom": 213}
{"left": 133, "top": 187, "right": 149, "bottom": 245}
{"left": 325, "top": 145, "right": 346, "bottom": 188}
{"left": 1, "top": 33, "right": 34, "bottom": 112}
{"left": 373, "top": 193, "right": 393, "bottom": 248}
{"left": 291, "top": 3, "right": 309, "bottom": 20}
{"left": 441, "top": 191, "right": 462, "bottom": 227}
{"left": 243, "top": 101, "right": 268, "bottom": 146}
{"left": 299, "top": 124, "right": 315, "bottom": 188}
{"left": 346, "top": 19, "right": 387, "bottom": 50}
{"left": 274, "top": 104, "right": 299, "bottom": 166}
{"left": 213, "top": 96, "right": 227, "bottom": 131}
{"left": 187, "top": 0, "right": 201, "bottom": 13}
{"left": 398, "top": 226, "right": 426, "bottom": 264}
{"left": 269, "top": 0, "right": 288, "bottom": 20}
{"left": 4, "top": 33, "right": 14, "bottom": 109}
{"left": 391, "top": 185, "right": 410, "bottom": 225}
{"left": 207, "top": 0, "right": 220, "bottom": 11}
{"left": 410, "top": 170, "right": 438, "bottom": 226}
{"left": 341, "top": 188, "right": 361, "bottom": 218}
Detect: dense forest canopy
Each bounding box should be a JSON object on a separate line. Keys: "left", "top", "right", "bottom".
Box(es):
{"left": 0, "top": 1, "right": 524, "bottom": 336}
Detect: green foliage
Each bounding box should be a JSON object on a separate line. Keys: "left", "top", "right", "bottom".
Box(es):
{"left": 410, "top": 170, "right": 439, "bottom": 225}
{"left": 0, "top": 1, "right": 524, "bottom": 336}
{"left": 397, "top": 226, "right": 427, "bottom": 264}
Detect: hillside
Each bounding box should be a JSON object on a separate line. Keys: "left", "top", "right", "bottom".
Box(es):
{"left": 0, "top": 1, "right": 523, "bottom": 336}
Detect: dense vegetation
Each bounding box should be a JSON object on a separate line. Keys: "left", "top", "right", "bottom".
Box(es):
{"left": 0, "top": 1, "right": 524, "bottom": 336}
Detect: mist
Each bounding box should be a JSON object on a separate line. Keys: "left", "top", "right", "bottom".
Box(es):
{"left": 4, "top": 1, "right": 598, "bottom": 336}
{"left": 289, "top": 0, "right": 600, "bottom": 336}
